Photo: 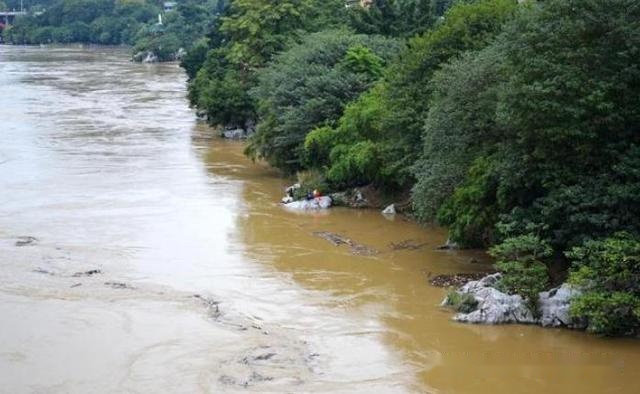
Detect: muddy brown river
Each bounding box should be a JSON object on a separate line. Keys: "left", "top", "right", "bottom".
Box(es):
{"left": 0, "top": 46, "right": 638, "bottom": 393}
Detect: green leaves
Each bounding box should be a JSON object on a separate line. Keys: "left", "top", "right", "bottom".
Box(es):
{"left": 247, "top": 30, "right": 400, "bottom": 173}
{"left": 567, "top": 233, "right": 640, "bottom": 291}
{"left": 340, "top": 45, "right": 384, "bottom": 78}
{"left": 489, "top": 234, "right": 552, "bottom": 312}
{"left": 567, "top": 233, "right": 640, "bottom": 335}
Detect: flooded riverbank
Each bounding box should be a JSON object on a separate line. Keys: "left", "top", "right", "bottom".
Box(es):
{"left": 0, "top": 45, "right": 638, "bottom": 393}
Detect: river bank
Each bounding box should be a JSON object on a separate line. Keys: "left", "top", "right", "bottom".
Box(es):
{"left": 1, "top": 45, "right": 639, "bottom": 393}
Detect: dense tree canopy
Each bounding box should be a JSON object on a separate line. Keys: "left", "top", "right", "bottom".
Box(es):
{"left": 246, "top": 30, "right": 401, "bottom": 172}
{"left": 2, "top": 0, "right": 160, "bottom": 45}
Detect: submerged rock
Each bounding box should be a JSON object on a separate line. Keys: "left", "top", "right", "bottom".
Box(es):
{"left": 221, "top": 128, "right": 248, "bottom": 139}
{"left": 436, "top": 238, "right": 459, "bottom": 250}
{"left": 16, "top": 236, "right": 37, "bottom": 246}
{"left": 312, "top": 231, "right": 378, "bottom": 256}
{"left": 390, "top": 239, "right": 428, "bottom": 251}
{"left": 283, "top": 196, "right": 332, "bottom": 210}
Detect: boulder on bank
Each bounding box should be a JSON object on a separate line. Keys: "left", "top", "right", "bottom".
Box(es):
{"left": 538, "top": 284, "right": 587, "bottom": 329}
{"left": 444, "top": 273, "right": 585, "bottom": 329}
{"left": 448, "top": 274, "right": 537, "bottom": 324}
{"left": 382, "top": 204, "right": 396, "bottom": 215}
{"left": 132, "top": 51, "right": 159, "bottom": 63}
{"left": 329, "top": 188, "right": 369, "bottom": 208}
{"left": 436, "top": 238, "right": 459, "bottom": 250}
{"left": 282, "top": 196, "right": 332, "bottom": 210}
{"left": 221, "top": 128, "right": 248, "bottom": 139}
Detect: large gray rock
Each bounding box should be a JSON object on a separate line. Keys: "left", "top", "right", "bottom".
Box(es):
{"left": 283, "top": 196, "right": 332, "bottom": 210}
{"left": 328, "top": 188, "right": 369, "bottom": 208}
{"left": 382, "top": 204, "right": 396, "bottom": 215}
{"left": 538, "top": 284, "right": 586, "bottom": 329}
{"left": 175, "top": 47, "right": 187, "bottom": 60}
{"left": 444, "top": 273, "right": 587, "bottom": 330}
{"left": 221, "top": 128, "right": 247, "bottom": 139}
{"left": 453, "top": 280, "right": 537, "bottom": 325}
{"left": 132, "top": 51, "right": 159, "bottom": 63}
{"left": 436, "top": 238, "right": 459, "bottom": 250}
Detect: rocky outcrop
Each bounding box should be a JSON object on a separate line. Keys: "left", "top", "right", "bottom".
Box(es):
{"left": 220, "top": 120, "right": 255, "bottom": 139}
{"left": 436, "top": 238, "right": 459, "bottom": 250}
{"left": 538, "top": 284, "right": 587, "bottom": 329}
{"left": 282, "top": 196, "right": 332, "bottom": 210}
{"left": 132, "top": 47, "right": 186, "bottom": 63}
{"left": 175, "top": 47, "right": 187, "bottom": 60}
{"left": 132, "top": 51, "right": 159, "bottom": 63}
{"left": 382, "top": 204, "right": 396, "bottom": 215}
{"left": 448, "top": 274, "right": 537, "bottom": 324}
{"left": 221, "top": 128, "right": 248, "bottom": 140}
{"left": 443, "top": 273, "right": 585, "bottom": 329}
{"left": 329, "top": 188, "right": 369, "bottom": 208}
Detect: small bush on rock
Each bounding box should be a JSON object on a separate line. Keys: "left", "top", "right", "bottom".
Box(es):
{"left": 490, "top": 234, "right": 551, "bottom": 312}
{"left": 445, "top": 291, "right": 479, "bottom": 314}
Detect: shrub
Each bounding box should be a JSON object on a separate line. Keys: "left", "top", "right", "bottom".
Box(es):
{"left": 247, "top": 29, "right": 400, "bottom": 172}
{"left": 294, "top": 170, "right": 330, "bottom": 200}
{"left": 567, "top": 233, "right": 640, "bottom": 336}
{"left": 490, "top": 234, "right": 552, "bottom": 312}
{"left": 444, "top": 291, "right": 479, "bottom": 314}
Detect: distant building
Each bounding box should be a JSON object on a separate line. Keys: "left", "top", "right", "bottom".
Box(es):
{"left": 163, "top": 2, "right": 177, "bottom": 13}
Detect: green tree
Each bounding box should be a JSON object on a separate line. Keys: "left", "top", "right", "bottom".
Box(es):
{"left": 320, "top": 0, "right": 517, "bottom": 189}
{"left": 490, "top": 234, "right": 552, "bottom": 312}
{"left": 187, "top": 0, "right": 348, "bottom": 131}
{"left": 246, "top": 29, "right": 400, "bottom": 172}
{"left": 413, "top": 0, "right": 640, "bottom": 257}
{"left": 348, "top": 0, "right": 441, "bottom": 37}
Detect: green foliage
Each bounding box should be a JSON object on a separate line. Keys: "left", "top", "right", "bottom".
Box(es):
{"left": 2, "top": 0, "right": 159, "bottom": 45}
{"left": 133, "top": 32, "right": 181, "bottom": 61}
{"left": 246, "top": 29, "right": 400, "bottom": 172}
{"left": 436, "top": 157, "right": 500, "bottom": 247}
{"left": 340, "top": 45, "right": 384, "bottom": 78}
{"left": 347, "top": 0, "right": 443, "bottom": 38}
{"left": 444, "top": 290, "right": 479, "bottom": 313}
{"left": 303, "top": 126, "right": 338, "bottom": 169}
{"left": 412, "top": 46, "right": 507, "bottom": 224}
{"left": 411, "top": 0, "right": 640, "bottom": 258}
{"left": 327, "top": 140, "right": 381, "bottom": 187}
{"left": 190, "top": 48, "right": 254, "bottom": 128}
{"left": 567, "top": 233, "right": 640, "bottom": 336}
{"left": 219, "top": 0, "right": 346, "bottom": 69}
{"left": 187, "top": 0, "right": 348, "bottom": 131}
{"left": 489, "top": 234, "right": 552, "bottom": 311}
{"left": 180, "top": 38, "right": 210, "bottom": 80}
{"left": 491, "top": 0, "right": 640, "bottom": 252}
{"left": 136, "top": 1, "right": 229, "bottom": 59}
{"left": 378, "top": 0, "right": 517, "bottom": 181}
